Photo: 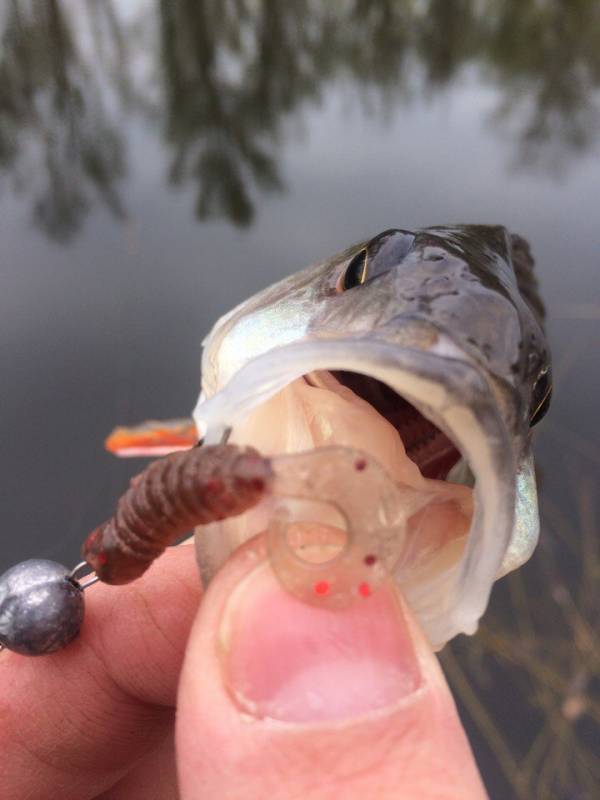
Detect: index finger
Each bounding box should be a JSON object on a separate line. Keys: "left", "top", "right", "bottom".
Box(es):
{"left": 0, "top": 546, "right": 201, "bottom": 800}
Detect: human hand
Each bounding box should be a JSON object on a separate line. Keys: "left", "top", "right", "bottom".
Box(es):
{"left": 0, "top": 540, "right": 487, "bottom": 799}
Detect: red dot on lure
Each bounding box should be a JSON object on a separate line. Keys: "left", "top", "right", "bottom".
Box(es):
{"left": 314, "top": 580, "right": 330, "bottom": 596}
{"left": 358, "top": 581, "right": 372, "bottom": 598}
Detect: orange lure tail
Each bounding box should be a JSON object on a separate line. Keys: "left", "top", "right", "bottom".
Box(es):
{"left": 105, "top": 418, "right": 199, "bottom": 457}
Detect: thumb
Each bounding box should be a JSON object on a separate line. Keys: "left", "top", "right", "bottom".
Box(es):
{"left": 176, "top": 536, "right": 488, "bottom": 800}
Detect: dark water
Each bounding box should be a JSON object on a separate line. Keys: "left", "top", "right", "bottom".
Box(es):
{"left": 1, "top": 2, "right": 599, "bottom": 797}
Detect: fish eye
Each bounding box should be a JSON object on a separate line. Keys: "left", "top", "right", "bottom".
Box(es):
{"left": 340, "top": 229, "right": 415, "bottom": 291}
{"left": 342, "top": 249, "right": 368, "bottom": 290}
{"left": 530, "top": 368, "right": 552, "bottom": 427}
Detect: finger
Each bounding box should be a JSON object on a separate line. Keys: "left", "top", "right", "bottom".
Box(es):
{"left": 0, "top": 546, "right": 201, "bottom": 800}
{"left": 95, "top": 734, "right": 178, "bottom": 800}
{"left": 177, "top": 535, "right": 488, "bottom": 800}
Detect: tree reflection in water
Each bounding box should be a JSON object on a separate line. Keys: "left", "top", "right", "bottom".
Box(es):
{"left": 159, "top": 0, "right": 304, "bottom": 226}
{"left": 483, "top": 0, "right": 600, "bottom": 174}
{"left": 0, "top": 0, "right": 125, "bottom": 242}
{"left": 1, "top": 1, "right": 600, "bottom": 236}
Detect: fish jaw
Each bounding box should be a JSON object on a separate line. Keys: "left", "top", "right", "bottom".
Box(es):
{"left": 192, "top": 333, "right": 518, "bottom": 649}
{"left": 497, "top": 447, "right": 539, "bottom": 578}
{"left": 199, "top": 226, "right": 549, "bottom": 440}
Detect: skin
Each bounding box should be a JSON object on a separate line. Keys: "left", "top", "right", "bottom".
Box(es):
{"left": 0, "top": 543, "right": 487, "bottom": 800}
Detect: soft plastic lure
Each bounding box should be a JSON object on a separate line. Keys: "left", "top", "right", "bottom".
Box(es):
{"left": 82, "top": 445, "right": 272, "bottom": 584}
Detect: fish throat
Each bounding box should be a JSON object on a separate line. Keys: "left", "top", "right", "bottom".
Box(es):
{"left": 328, "top": 371, "right": 462, "bottom": 481}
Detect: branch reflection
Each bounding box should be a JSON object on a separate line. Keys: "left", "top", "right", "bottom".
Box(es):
{"left": 0, "top": 0, "right": 125, "bottom": 242}
{"left": 482, "top": 0, "right": 600, "bottom": 174}
{"left": 0, "top": 0, "right": 599, "bottom": 237}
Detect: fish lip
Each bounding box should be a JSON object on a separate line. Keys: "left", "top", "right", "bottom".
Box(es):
{"left": 193, "top": 332, "right": 515, "bottom": 647}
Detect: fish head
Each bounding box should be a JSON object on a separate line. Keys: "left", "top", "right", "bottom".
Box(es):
{"left": 194, "top": 225, "right": 551, "bottom": 648}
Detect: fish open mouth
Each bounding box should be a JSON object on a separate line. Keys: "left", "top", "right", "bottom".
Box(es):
{"left": 224, "top": 366, "right": 474, "bottom": 579}
{"left": 194, "top": 336, "right": 514, "bottom": 647}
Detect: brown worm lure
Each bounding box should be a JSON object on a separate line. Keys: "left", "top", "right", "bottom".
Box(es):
{"left": 82, "top": 444, "right": 273, "bottom": 584}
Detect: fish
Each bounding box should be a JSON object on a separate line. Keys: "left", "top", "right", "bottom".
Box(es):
{"left": 109, "top": 225, "right": 551, "bottom": 648}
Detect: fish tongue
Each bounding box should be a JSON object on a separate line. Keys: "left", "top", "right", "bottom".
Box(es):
{"left": 229, "top": 375, "right": 472, "bottom": 573}
{"left": 230, "top": 376, "right": 425, "bottom": 488}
